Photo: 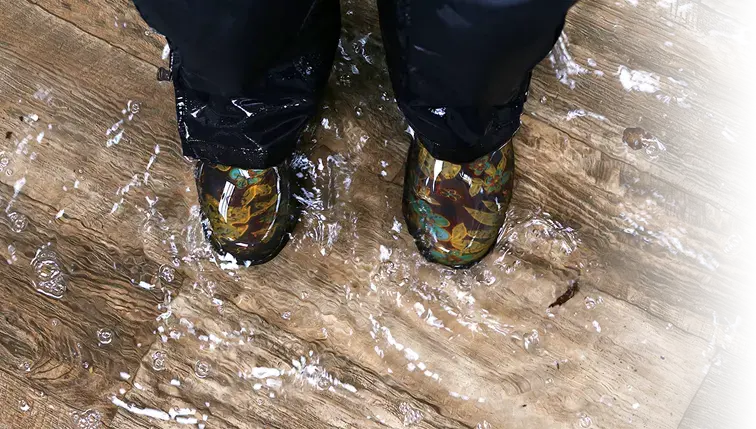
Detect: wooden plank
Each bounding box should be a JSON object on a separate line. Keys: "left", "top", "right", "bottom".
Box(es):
{"left": 0, "top": 0, "right": 190, "bottom": 258}
{"left": 678, "top": 350, "right": 753, "bottom": 429}
{"left": 0, "top": 181, "right": 185, "bottom": 420}
{"left": 529, "top": 0, "right": 749, "bottom": 215}
{"left": 0, "top": 369, "right": 86, "bottom": 429}
{"left": 30, "top": 0, "right": 167, "bottom": 68}
{"left": 515, "top": 113, "right": 756, "bottom": 361}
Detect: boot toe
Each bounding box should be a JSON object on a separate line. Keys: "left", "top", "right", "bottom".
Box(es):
{"left": 196, "top": 160, "right": 297, "bottom": 266}
{"left": 402, "top": 138, "right": 514, "bottom": 269}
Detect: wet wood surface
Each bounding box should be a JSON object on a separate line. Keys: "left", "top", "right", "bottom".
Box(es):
{"left": 0, "top": 0, "right": 749, "bottom": 428}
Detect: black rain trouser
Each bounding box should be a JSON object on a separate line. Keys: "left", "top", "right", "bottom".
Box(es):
{"left": 132, "top": 0, "right": 576, "bottom": 169}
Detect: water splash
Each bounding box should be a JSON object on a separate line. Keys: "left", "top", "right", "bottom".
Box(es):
{"left": 617, "top": 66, "right": 660, "bottom": 94}
{"left": 548, "top": 32, "right": 588, "bottom": 89}
{"left": 71, "top": 409, "right": 103, "bottom": 429}
{"left": 398, "top": 402, "right": 423, "bottom": 426}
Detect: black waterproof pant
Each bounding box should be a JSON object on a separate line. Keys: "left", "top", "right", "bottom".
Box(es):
{"left": 132, "top": 0, "right": 576, "bottom": 169}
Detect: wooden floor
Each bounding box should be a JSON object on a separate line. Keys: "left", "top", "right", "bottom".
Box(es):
{"left": 0, "top": 0, "right": 751, "bottom": 428}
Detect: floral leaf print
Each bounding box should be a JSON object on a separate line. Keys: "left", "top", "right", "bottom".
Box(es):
{"left": 451, "top": 223, "right": 468, "bottom": 250}
{"left": 469, "top": 178, "right": 484, "bottom": 197}
{"left": 465, "top": 207, "right": 505, "bottom": 227}
{"left": 241, "top": 184, "right": 272, "bottom": 207}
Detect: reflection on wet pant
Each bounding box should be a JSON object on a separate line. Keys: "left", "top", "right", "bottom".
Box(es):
{"left": 131, "top": 0, "right": 576, "bottom": 169}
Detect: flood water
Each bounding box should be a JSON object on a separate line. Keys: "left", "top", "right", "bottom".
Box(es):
{"left": 0, "top": 0, "right": 752, "bottom": 428}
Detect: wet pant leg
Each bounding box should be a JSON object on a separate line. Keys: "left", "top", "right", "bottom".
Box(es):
{"left": 378, "top": 0, "right": 577, "bottom": 163}
{"left": 132, "top": 0, "right": 341, "bottom": 169}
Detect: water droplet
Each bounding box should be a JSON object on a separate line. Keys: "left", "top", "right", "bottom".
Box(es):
{"left": 72, "top": 409, "right": 103, "bottom": 429}
{"left": 584, "top": 297, "right": 596, "bottom": 309}
{"left": 158, "top": 265, "right": 175, "bottom": 283}
{"left": 399, "top": 402, "right": 423, "bottom": 426}
{"left": 151, "top": 351, "right": 166, "bottom": 371}
{"left": 523, "top": 330, "right": 542, "bottom": 354}
{"left": 130, "top": 103, "right": 140, "bottom": 114}
{"left": 354, "top": 106, "right": 364, "bottom": 118}
{"left": 281, "top": 311, "right": 292, "bottom": 320}
{"left": 31, "top": 248, "right": 66, "bottom": 299}
{"left": 476, "top": 421, "right": 492, "bottom": 429}
{"left": 8, "top": 212, "right": 27, "bottom": 233}
{"left": 194, "top": 360, "right": 211, "bottom": 379}
{"left": 18, "top": 399, "right": 31, "bottom": 412}
{"left": 96, "top": 328, "right": 113, "bottom": 345}
{"left": 540, "top": 96, "right": 548, "bottom": 104}
{"left": 724, "top": 234, "right": 743, "bottom": 255}
{"left": 578, "top": 413, "right": 592, "bottom": 428}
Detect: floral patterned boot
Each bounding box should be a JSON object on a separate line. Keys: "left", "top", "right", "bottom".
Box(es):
{"left": 197, "top": 161, "right": 297, "bottom": 265}
{"left": 403, "top": 138, "right": 514, "bottom": 268}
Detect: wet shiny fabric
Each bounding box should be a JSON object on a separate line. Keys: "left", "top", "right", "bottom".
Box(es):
{"left": 132, "top": 0, "right": 576, "bottom": 168}
{"left": 197, "top": 162, "right": 296, "bottom": 265}
{"left": 403, "top": 138, "right": 514, "bottom": 268}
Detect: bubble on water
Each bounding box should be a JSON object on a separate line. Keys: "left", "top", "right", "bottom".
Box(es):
{"left": 8, "top": 212, "right": 27, "bottom": 233}
{"left": 724, "top": 234, "right": 743, "bottom": 255}
{"left": 18, "top": 399, "right": 31, "bottom": 412}
{"left": 523, "top": 330, "right": 542, "bottom": 354}
{"left": 644, "top": 137, "right": 666, "bottom": 160}
{"left": 540, "top": 96, "right": 548, "bottom": 104}
{"left": 32, "top": 248, "right": 67, "bottom": 299}
{"left": 0, "top": 152, "right": 9, "bottom": 172}
{"left": 354, "top": 106, "right": 364, "bottom": 118}
{"left": 476, "top": 421, "right": 492, "bottom": 429}
{"left": 281, "top": 311, "right": 292, "bottom": 320}
{"left": 194, "top": 360, "right": 211, "bottom": 379}
{"left": 578, "top": 413, "right": 593, "bottom": 428}
{"left": 151, "top": 351, "right": 167, "bottom": 371}
{"left": 96, "top": 328, "right": 113, "bottom": 345}
{"left": 130, "top": 103, "right": 141, "bottom": 114}
{"left": 399, "top": 402, "right": 423, "bottom": 426}
{"left": 72, "top": 409, "right": 103, "bottom": 429}
{"left": 599, "top": 395, "right": 614, "bottom": 407}
{"left": 584, "top": 297, "right": 596, "bottom": 309}
{"left": 158, "top": 265, "right": 176, "bottom": 283}
{"left": 17, "top": 359, "right": 32, "bottom": 372}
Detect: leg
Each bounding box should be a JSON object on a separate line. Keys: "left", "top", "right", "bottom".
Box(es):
{"left": 379, "top": 0, "right": 575, "bottom": 163}
{"left": 133, "top": 0, "right": 341, "bottom": 169}
{"left": 132, "top": 0, "right": 341, "bottom": 264}
{"left": 381, "top": 0, "right": 576, "bottom": 268}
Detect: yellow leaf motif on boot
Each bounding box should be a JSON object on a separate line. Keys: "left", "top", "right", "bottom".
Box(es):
{"left": 241, "top": 184, "right": 272, "bottom": 207}
{"left": 465, "top": 207, "right": 506, "bottom": 227}
{"left": 451, "top": 223, "right": 468, "bottom": 250}
{"left": 469, "top": 178, "right": 484, "bottom": 197}
{"left": 202, "top": 194, "right": 251, "bottom": 242}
